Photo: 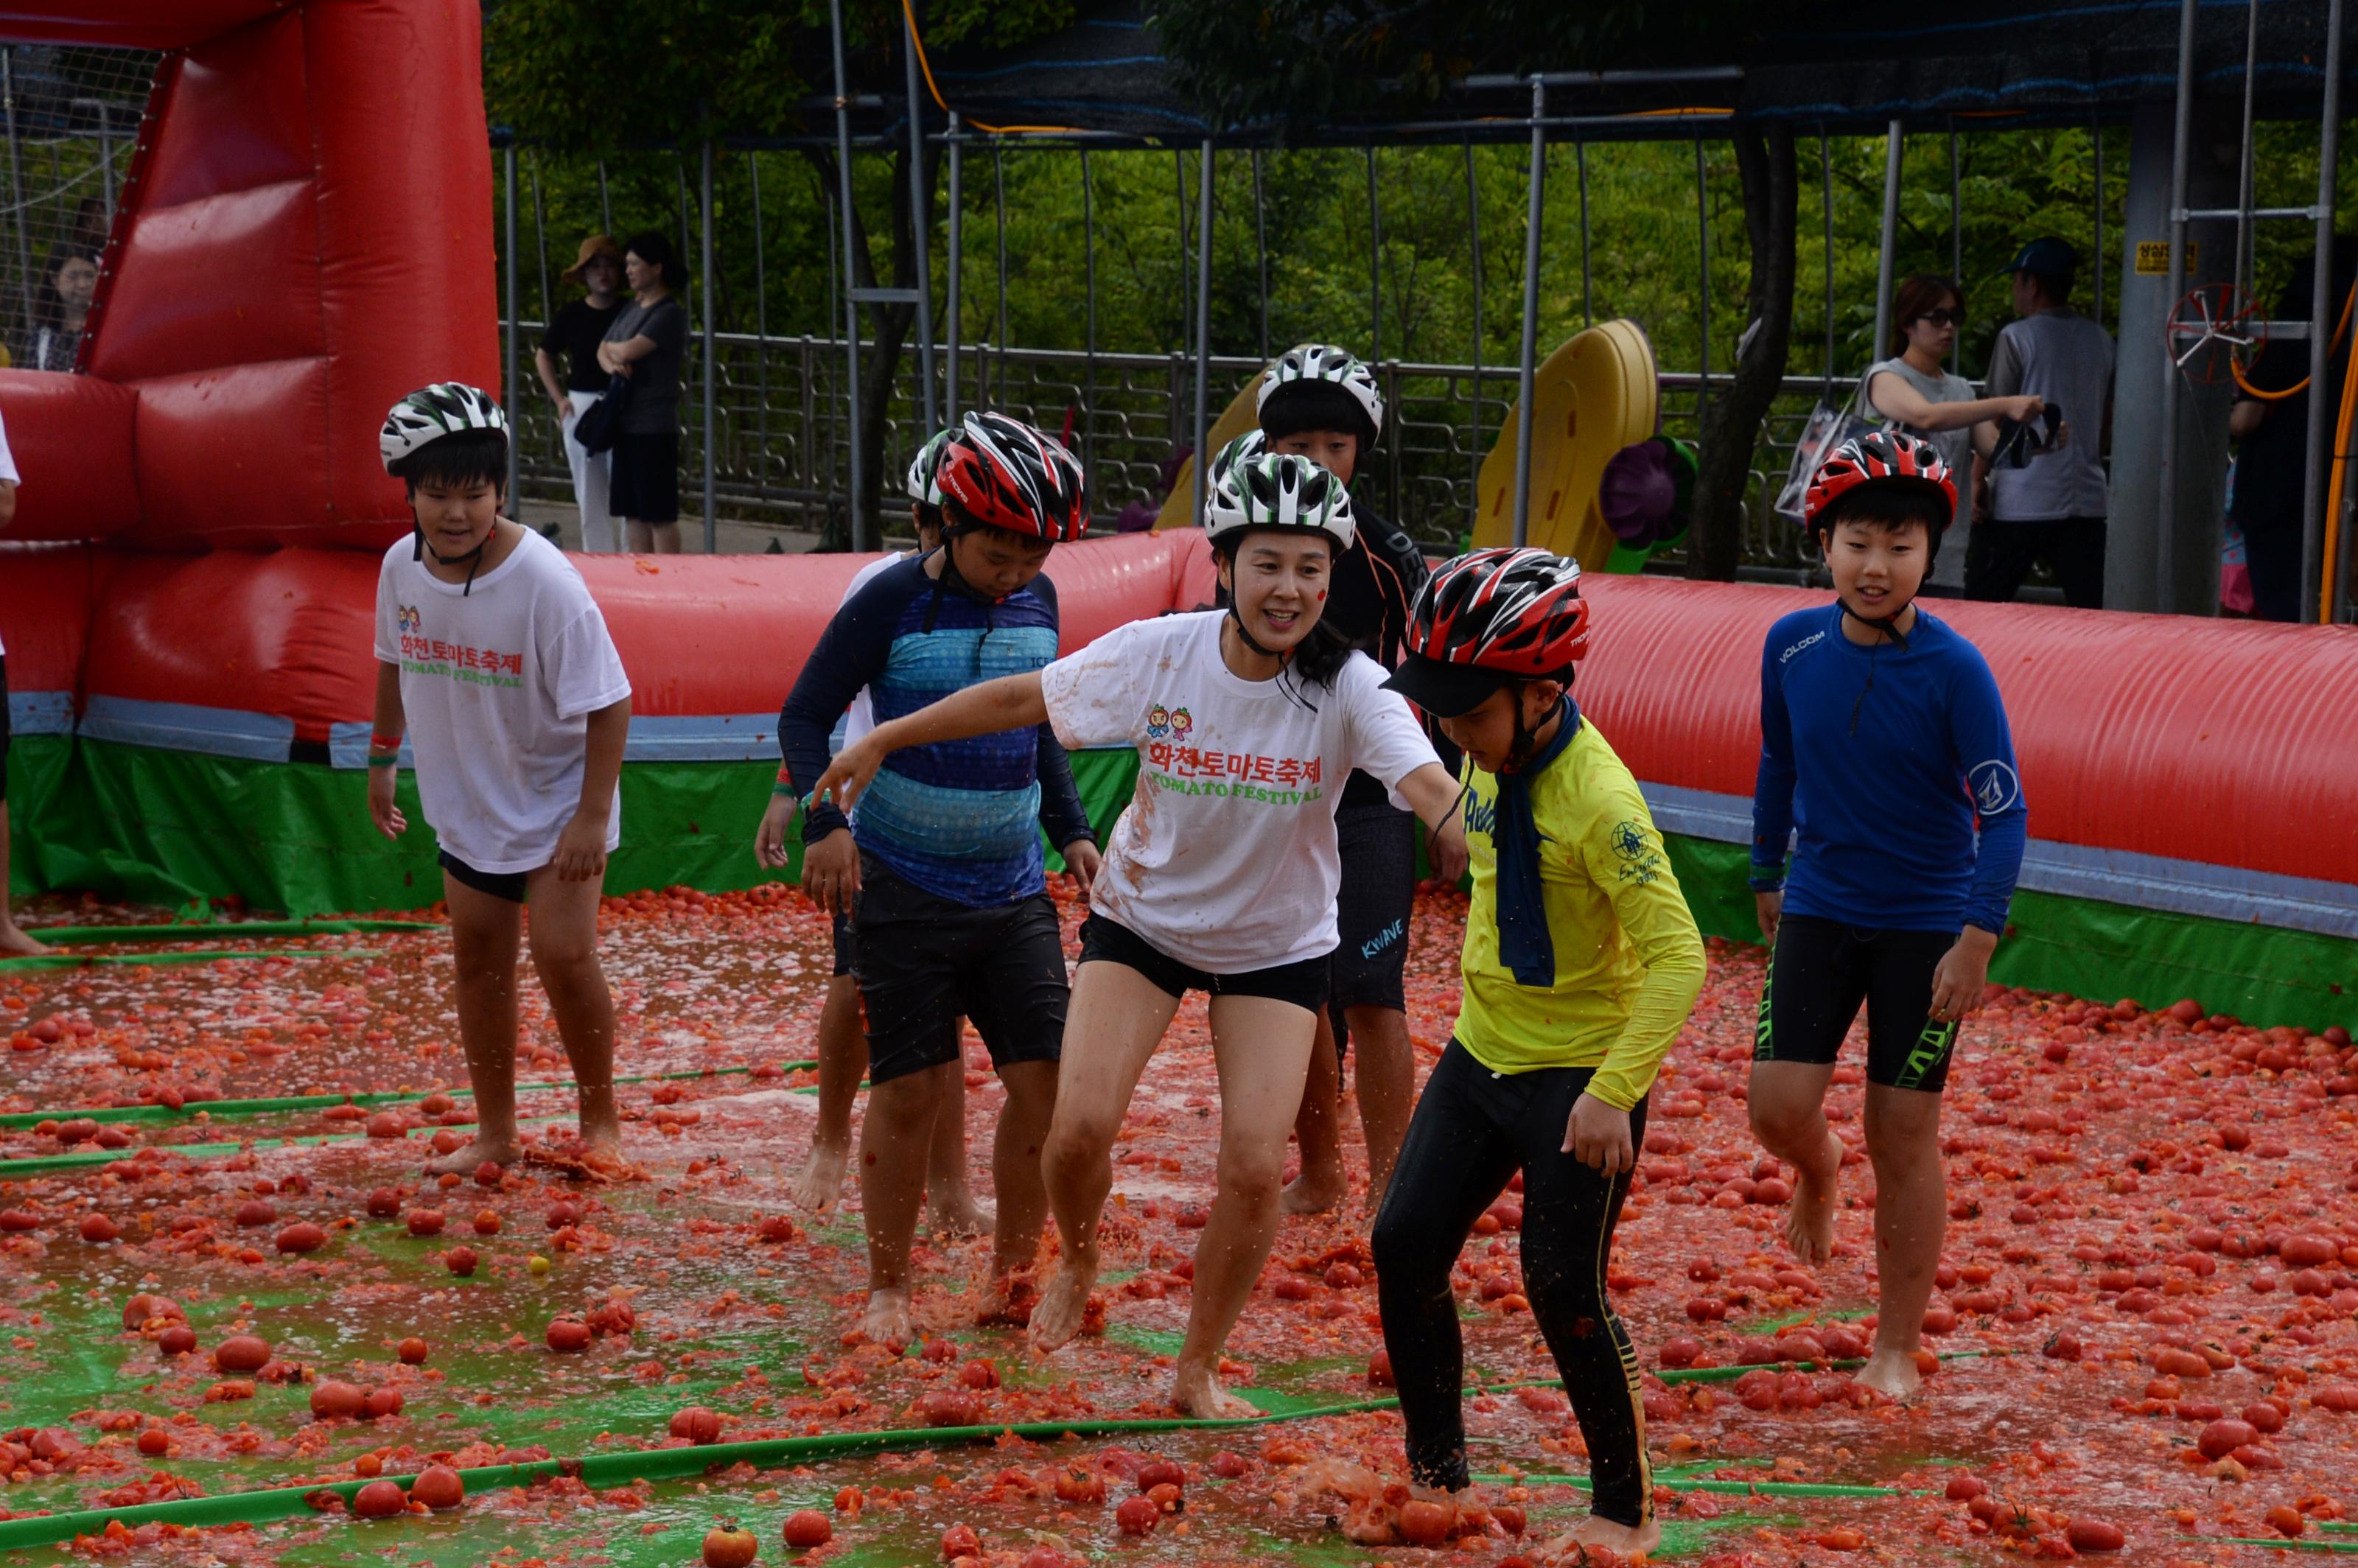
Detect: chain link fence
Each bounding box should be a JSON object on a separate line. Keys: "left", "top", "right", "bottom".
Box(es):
{"left": 0, "top": 43, "right": 153, "bottom": 373}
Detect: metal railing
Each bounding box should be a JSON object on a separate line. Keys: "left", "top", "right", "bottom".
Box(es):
{"left": 503, "top": 315, "right": 1858, "bottom": 572}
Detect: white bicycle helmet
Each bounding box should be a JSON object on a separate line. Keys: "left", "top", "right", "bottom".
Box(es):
{"left": 1256, "top": 343, "right": 1384, "bottom": 439}
{"left": 380, "top": 382, "right": 508, "bottom": 474}
{"left": 906, "top": 427, "right": 955, "bottom": 506}
{"left": 1206, "top": 429, "right": 1267, "bottom": 501}
{"left": 1205, "top": 449, "right": 1356, "bottom": 553}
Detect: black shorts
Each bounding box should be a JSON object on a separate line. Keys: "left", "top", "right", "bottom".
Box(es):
{"left": 1753, "top": 915, "right": 1959, "bottom": 1092}
{"left": 1079, "top": 913, "right": 1331, "bottom": 1015}
{"left": 830, "top": 905, "right": 856, "bottom": 978}
{"left": 851, "top": 853, "right": 1066, "bottom": 1087}
{"left": 609, "top": 431, "right": 680, "bottom": 524}
{"left": 438, "top": 848, "right": 530, "bottom": 904}
{"left": 1329, "top": 793, "right": 1415, "bottom": 1016}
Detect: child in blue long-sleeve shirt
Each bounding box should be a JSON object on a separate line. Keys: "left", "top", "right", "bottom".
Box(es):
{"left": 1746, "top": 430, "right": 2028, "bottom": 1401}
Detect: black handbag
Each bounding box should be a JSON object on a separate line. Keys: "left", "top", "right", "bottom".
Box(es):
{"left": 572, "top": 371, "right": 634, "bottom": 455}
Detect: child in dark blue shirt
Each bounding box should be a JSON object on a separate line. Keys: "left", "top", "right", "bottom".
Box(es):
{"left": 1747, "top": 430, "right": 2027, "bottom": 1401}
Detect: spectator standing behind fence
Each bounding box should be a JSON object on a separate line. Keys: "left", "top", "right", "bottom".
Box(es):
{"left": 1862, "top": 275, "right": 2045, "bottom": 592}
{"left": 535, "top": 236, "right": 626, "bottom": 551}
{"left": 19, "top": 247, "right": 99, "bottom": 373}
{"left": 2226, "top": 247, "right": 2356, "bottom": 623}
{"left": 598, "top": 231, "right": 689, "bottom": 555}
{"left": 1967, "top": 237, "right": 2115, "bottom": 609}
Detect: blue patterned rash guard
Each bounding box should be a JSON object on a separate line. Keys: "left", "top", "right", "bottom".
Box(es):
{"left": 780, "top": 553, "right": 1093, "bottom": 908}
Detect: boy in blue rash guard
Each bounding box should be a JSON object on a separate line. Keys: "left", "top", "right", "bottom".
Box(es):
{"left": 1746, "top": 430, "right": 2028, "bottom": 1401}
{"left": 776, "top": 412, "right": 1102, "bottom": 1346}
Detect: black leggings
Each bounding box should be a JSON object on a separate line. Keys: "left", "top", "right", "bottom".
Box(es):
{"left": 1371, "top": 1043, "right": 1651, "bottom": 1523}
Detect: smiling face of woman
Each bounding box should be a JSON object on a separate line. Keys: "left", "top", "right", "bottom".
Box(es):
{"left": 54, "top": 257, "right": 98, "bottom": 312}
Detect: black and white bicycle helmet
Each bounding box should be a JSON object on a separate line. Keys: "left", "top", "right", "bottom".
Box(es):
{"left": 906, "top": 427, "right": 955, "bottom": 506}
{"left": 1204, "top": 448, "right": 1356, "bottom": 553}
{"left": 379, "top": 382, "right": 508, "bottom": 475}
{"left": 1256, "top": 343, "right": 1384, "bottom": 444}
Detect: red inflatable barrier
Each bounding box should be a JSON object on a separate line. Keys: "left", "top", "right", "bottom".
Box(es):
{"left": 0, "top": 375, "right": 139, "bottom": 541}
{"left": 0, "top": 547, "right": 120, "bottom": 694}
{"left": 1572, "top": 576, "right": 2358, "bottom": 890}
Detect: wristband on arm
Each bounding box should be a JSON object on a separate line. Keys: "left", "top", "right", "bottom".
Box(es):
{"left": 1747, "top": 864, "right": 1787, "bottom": 894}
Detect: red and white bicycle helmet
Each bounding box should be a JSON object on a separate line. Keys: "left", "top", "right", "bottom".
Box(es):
{"left": 1383, "top": 547, "right": 1589, "bottom": 717}
{"left": 936, "top": 411, "right": 1089, "bottom": 542}
{"left": 1803, "top": 429, "right": 1956, "bottom": 535}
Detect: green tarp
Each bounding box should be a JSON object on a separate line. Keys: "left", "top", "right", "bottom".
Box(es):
{"left": 8, "top": 735, "right": 2352, "bottom": 1030}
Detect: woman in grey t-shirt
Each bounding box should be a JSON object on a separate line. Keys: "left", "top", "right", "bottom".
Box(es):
{"left": 1863, "top": 275, "right": 2043, "bottom": 586}
{"left": 598, "top": 231, "right": 690, "bottom": 553}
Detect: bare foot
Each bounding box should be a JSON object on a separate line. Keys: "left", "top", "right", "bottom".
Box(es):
{"left": 527, "top": 1132, "right": 646, "bottom": 1183}
{"left": 1027, "top": 1260, "right": 1099, "bottom": 1354}
{"left": 1339, "top": 1502, "right": 1398, "bottom": 1547}
{"left": 976, "top": 1267, "right": 1039, "bottom": 1328}
{"left": 791, "top": 1138, "right": 850, "bottom": 1217}
{"left": 423, "top": 1133, "right": 519, "bottom": 1177}
{"left": 1855, "top": 1345, "right": 1924, "bottom": 1400}
{"left": 859, "top": 1287, "right": 914, "bottom": 1350}
{"left": 1169, "top": 1359, "right": 1259, "bottom": 1420}
{"left": 1536, "top": 1511, "right": 1662, "bottom": 1563}
{"left": 1280, "top": 1163, "right": 1346, "bottom": 1217}
{"left": 0, "top": 923, "right": 52, "bottom": 958}
{"left": 1783, "top": 1127, "right": 1843, "bottom": 1264}
{"left": 922, "top": 1191, "right": 995, "bottom": 1239}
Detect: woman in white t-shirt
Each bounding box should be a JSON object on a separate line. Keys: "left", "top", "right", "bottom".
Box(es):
{"left": 811, "top": 453, "right": 1469, "bottom": 1418}
{"left": 1863, "top": 274, "right": 2046, "bottom": 587}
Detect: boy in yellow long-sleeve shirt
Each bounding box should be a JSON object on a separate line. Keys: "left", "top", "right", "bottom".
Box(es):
{"left": 1370, "top": 548, "right": 1704, "bottom": 1563}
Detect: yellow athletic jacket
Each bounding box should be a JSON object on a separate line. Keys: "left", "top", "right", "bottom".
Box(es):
{"left": 1453, "top": 715, "right": 1706, "bottom": 1109}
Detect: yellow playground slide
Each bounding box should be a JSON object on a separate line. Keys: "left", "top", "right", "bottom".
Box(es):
{"left": 1152, "top": 364, "right": 1270, "bottom": 533}
{"left": 1472, "top": 319, "right": 1659, "bottom": 571}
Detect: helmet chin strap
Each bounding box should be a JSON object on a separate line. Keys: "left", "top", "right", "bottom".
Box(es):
{"left": 1225, "top": 603, "right": 1286, "bottom": 660}
{"left": 413, "top": 524, "right": 491, "bottom": 596}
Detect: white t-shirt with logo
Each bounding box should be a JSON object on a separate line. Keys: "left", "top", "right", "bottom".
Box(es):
{"left": 1040, "top": 609, "right": 1440, "bottom": 973}
{"left": 374, "top": 527, "right": 632, "bottom": 874}
{"left": 836, "top": 550, "right": 911, "bottom": 749}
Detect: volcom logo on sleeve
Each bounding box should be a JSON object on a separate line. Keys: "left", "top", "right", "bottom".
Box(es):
{"left": 1968, "top": 759, "right": 2021, "bottom": 814}
{"left": 1779, "top": 629, "right": 1825, "bottom": 664}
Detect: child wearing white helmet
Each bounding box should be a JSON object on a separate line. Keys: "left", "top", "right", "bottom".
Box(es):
{"left": 808, "top": 449, "right": 1469, "bottom": 1418}
{"left": 366, "top": 382, "right": 637, "bottom": 1180}
{"left": 756, "top": 427, "right": 987, "bottom": 1234}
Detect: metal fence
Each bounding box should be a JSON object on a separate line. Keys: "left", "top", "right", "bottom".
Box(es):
{"left": 503, "top": 312, "right": 1859, "bottom": 574}
{"left": 0, "top": 44, "right": 153, "bottom": 374}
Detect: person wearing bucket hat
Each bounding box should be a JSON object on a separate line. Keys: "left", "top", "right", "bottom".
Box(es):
{"left": 534, "top": 236, "right": 627, "bottom": 550}
{"left": 1970, "top": 234, "right": 2115, "bottom": 607}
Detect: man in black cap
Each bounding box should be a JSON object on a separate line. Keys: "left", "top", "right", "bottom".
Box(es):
{"left": 1967, "top": 237, "right": 2115, "bottom": 608}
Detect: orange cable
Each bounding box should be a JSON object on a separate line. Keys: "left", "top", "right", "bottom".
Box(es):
{"left": 2318, "top": 294, "right": 2358, "bottom": 621}
{"left": 898, "top": 0, "right": 1086, "bottom": 138}
{"left": 2229, "top": 282, "right": 2356, "bottom": 402}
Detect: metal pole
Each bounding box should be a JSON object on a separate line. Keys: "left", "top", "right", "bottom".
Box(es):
{"left": 596, "top": 159, "right": 612, "bottom": 236}
{"left": 1366, "top": 147, "right": 1382, "bottom": 360}
{"left": 2092, "top": 113, "right": 2106, "bottom": 323}
{"left": 993, "top": 145, "right": 1009, "bottom": 408}
{"left": 2305, "top": 0, "right": 2348, "bottom": 620}
{"left": 503, "top": 145, "right": 520, "bottom": 504}
{"left": 1948, "top": 126, "right": 1961, "bottom": 370}
{"left": 531, "top": 150, "right": 553, "bottom": 336}
{"left": 2233, "top": 0, "right": 2260, "bottom": 308}
{"left": 2, "top": 52, "right": 32, "bottom": 323}
{"left": 1252, "top": 149, "right": 1269, "bottom": 360}
{"left": 1466, "top": 135, "right": 1486, "bottom": 531}
{"left": 945, "top": 113, "right": 962, "bottom": 425}
{"left": 1189, "top": 140, "right": 1215, "bottom": 532}
{"left": 1577, "top": 139, "right": 1592, "bottom": 327}
{"left": 1082, "top": 147, "right": 1098, "bottom": 486}
{"left": 94, "top": 101, "right": 113, "bottom": 223}
{"left": 828, "top": 0, "right": 867, "bottom": 550}
{"left": 1696, "top": 138, "right": 1711, "bottom": 393}
{"left": 1822, "top": 128, "right": 1836, "bottom": 387}
{"left": 903, "top": 10, "right": 939, "bottom": 435}
{"left": 1872, "top": 119, "right": 1903, "bottom": 373}
{"left": 1174, "top": 150, "right": 1191, "bottom": 375}
{"left": 1512, "top": 77, "right": 1547, "bottom": 546}
{"left": 2158, "top": 0, "right": 2197, "bottom": 614}
{"left": 750, "top": 151, "right": 769, "bottom": 505}
{"left": 700, "top": 139, "right": 718, "bottom": 553}
{"left": 676, "top": 156, "right": 693, "bottom": 321}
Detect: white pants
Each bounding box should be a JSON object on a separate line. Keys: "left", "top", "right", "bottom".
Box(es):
{"left": 561, "top": 389, "right": 615, "bottom": 552}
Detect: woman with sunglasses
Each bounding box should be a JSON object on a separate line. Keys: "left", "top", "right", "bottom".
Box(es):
{"left": 1863, "top": 275, "right": 2043, "bottom": 587}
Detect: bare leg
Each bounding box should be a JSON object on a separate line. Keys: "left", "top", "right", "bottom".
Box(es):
{"left": 856, "top": 1060, "right": 952, "bottom": 1346}
{"left": 1029, "top": 962, "right": 1180, "bottom": 1354}
{"left": 1746, "top": 1060, "right": 1841, "bottom": 1264}
{"left": 426, "top": 875, "right": 525, "bottom": 1174}
{"left": 1280, "top": 1009, "right": 1347, "bottom": 1215}
{"left": 791, "top": 976, "right": 865, "bottom": 1216}
{"left": 623, "top": 519, "right": 652, "bottom": 553}
{"left": 1169, "top": 993, "right": 1318, "bottom": 1419}
{"left": 1345, "top": 1003, "right": 1415, "bottom": 1211}
{"left": 522, "top": 864, "right": 625, "bottom": 1172}
{"left": 984, "top": 1059, "right": 1057, "bottom": 1284}
{"left": 0, "top": 802, "right": 49, "bottom": 956}
{"left": 923, "top": 1048, "right": 993, "bottom": 1238}
{"left": 1857, "top": 1083, "right": 1945, "bottom": 1399}
{"left": 649, "top": 522, "right": 682, "bottom": 554}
